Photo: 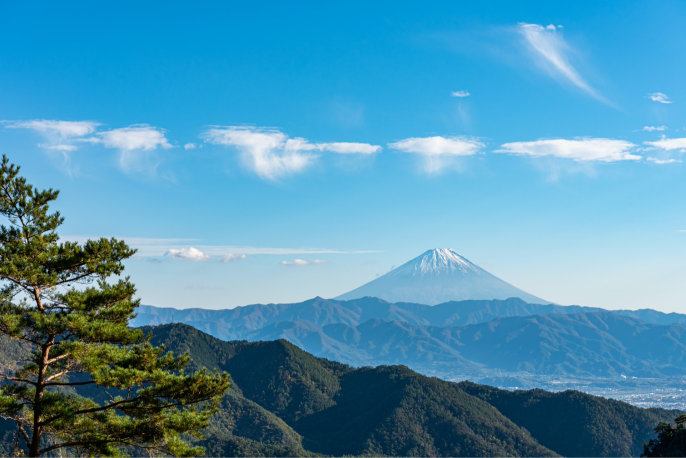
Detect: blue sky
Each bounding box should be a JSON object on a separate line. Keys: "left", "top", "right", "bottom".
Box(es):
{"left": 2, "top": 1, "right": 686, "bottom": 311}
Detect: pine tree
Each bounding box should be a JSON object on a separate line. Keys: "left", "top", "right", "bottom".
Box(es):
{"left": 0, "top": 156, "right": 230, "bottom": 457}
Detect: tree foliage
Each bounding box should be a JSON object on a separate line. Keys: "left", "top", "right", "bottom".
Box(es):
{"left": 642, "top": 415, "right": 686, "bottom": 457}
{"left": 0, "top": 156, "right": 230, "bottom": 457}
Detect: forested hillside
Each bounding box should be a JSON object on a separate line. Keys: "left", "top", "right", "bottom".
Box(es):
{"left": 1, "top": 323, "right": 680, "bottom": 457}
{"left": 145, "top": 323, "right": 680, "bottom": 457}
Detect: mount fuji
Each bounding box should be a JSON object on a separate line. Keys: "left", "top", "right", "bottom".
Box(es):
{"left": 335, "top": 248, "right": 550, "bottom": 305}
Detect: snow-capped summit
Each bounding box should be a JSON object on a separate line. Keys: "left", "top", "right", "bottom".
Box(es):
{"left": 335, "top": 248, "right": 550, "bottom": 305}
{"left": 392, "top": 248, "right": 480, "bottom": 277}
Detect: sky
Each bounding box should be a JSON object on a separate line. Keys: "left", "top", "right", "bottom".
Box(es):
{"left": 1, "top": 0, "right": 686, "bottom": 312}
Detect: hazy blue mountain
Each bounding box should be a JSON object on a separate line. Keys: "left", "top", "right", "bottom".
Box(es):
{"left": 335, "top": 248, "right": 551, "bottom": 305}
{"left": 246, "top": 312, "right": 686, "bottom": 377}
{"left": 131, "top": 281, "right": 686, "bottom": 379}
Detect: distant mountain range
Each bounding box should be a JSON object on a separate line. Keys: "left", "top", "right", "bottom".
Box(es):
{"left": 131, "top": 248, "right": 686, "bottom": 380}
{"left": 133, "top": 296, "right": 686, "bottom": 378}
{"left": 336, "top": 248, "right": 550, "bottom": 304}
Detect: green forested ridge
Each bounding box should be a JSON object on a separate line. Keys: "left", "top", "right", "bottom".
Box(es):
{"left": 2, "top": 322, "right": 680, "bottom": 456}
{"left": 140, "top": 323, "right": 681, "bottom": 457}
{"left": 459, "top": 381, "right": 683, "bottom": 457}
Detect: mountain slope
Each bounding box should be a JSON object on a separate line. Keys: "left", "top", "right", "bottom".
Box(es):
{"left": 149, "top": 324, "right": 555, "bottom": 456}
{"left": 148, "top": 323, "right": 680, "bottom": 457}
{"left": 2, "top": 323, "right": 681, "bottom": 456}
{"left": 245, "top": 311, "right": 686, "bottom": 377}
{"left": 460, "top": 381, "right": 682, "bottom": 457}
{"left": 335, "top": 248, "right": 550, "bottom": 305}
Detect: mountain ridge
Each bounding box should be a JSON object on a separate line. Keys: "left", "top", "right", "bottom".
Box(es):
{"left": 133, "top": 300, "right": 686, "bottom": 378}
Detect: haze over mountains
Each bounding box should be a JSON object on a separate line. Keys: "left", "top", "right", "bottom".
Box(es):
{"left": 134, "top": 297, "right": 686, "bottom": 378}
{"left": 133, "top": 248, "right": 686, "bottom": 380}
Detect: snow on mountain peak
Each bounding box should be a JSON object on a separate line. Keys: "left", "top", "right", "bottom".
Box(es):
{"left": 395, "top": 248, "right": 481, "bottom": 277}
{"left": 335, "top": 248, "right": 550, "bottom": 305}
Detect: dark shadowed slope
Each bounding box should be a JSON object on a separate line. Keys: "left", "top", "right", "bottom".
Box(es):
{"left": 148, "top": 324, "right": 554, "bottom": 457}
{"left": 145, "top": 323, "right": 680, "bottom": 457}
{"left": 460, "top": 381, "right": 682, "bottom": 457}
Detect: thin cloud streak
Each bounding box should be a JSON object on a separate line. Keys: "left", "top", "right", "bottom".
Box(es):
{"left": 62, "top": 236, "right": 379, "bottom": 257}
{"left": 518, "top": 23, "right": 607, "bottom": 103}
{"left": 281, "top": 259, "right": 328, "bottom": 266}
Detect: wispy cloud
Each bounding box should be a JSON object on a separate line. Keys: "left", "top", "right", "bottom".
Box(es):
{"left": 84, "top": 125, "right": 173, "bottom": 170}
{"left": 4, "top": 119, "right": 101, "bottom": 154}
{"left": 389, "top": 136, "right": 483, "bottom": 156}
{"left": 63, "top": 236, "right": 378, "bottom": 258}
{"left": 39, "top": 144, "right": 78, "bottom": 152}
{"left": 518, "top": 23, "right": 606, "bottom": 103}
{"left": 647, "top": 157, "right": 681, "bottom": 164}
{"left": 648, "top": 92, "right": 672, "bottom": 104}
{"left": 218, "top": 253, "right": 246, "bottom": 263}
{"left": 3, "top": 120, "right": 173, "bottom": 173}
{"left": 202, "top": 126, "right": 381, "bottom": 180}
{"left": 280, "top": 259, "right": 328, "bottom": 266}
{"left": 389, "top": 136, "right": 484, "bottom": 173}
{"left": 319, "top": 142, "right": 381, "bottom": 154}
{"left": 644, "top": 137, "right": 686, "bottom": 151}
{"left": 451, "top": 90, "right": 470, "bottom": 98}
{"left": 496, "top": 138, "right": 640, "bottom": 162}
{"left": 643, "top": 126, "right": 667, "bottom": 132}
{"left": 184, "top": 143, "right": 197, "bottom": 150}
{"left": 164, "top": 247, "right": 211, "bottom": 262}
{"left": 4, "top": 119, "right": 100, "bottom": 138}
{"left": 160, "top": 247, "right": 249, "bottom": 262}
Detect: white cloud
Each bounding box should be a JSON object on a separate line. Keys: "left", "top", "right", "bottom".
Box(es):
{"left": 643, "top": 126, "right": 668, "bottom": 131}
{"left": 39, "top": 143, "right": 78, "bottom": 152}
{"left": 644, "top": 137, "right": 686, "bottom": 151}
{"left": 4, "top": 121, "right": 173, "bottom": 168}
{"left": 518, "top": 23, "right": 604, "bottom": 102}
{"left": 62, "top": 236, "right": 379, "bottom": 257}
{"left": 4, "top": 119, "right": 100, "bottom": 138}
{"left": 5, "top": 120, "right": 101, "bottom": 153}
{"left": 389, "top": 136, "right": 484, "bottom": 156}
{"left": 647, "top": 157, "right": 681, "bottom": 164}
{"left": 81, "top": 125, "right": 173, "bottom": 171}
{"left": 451, "top": 90, "right": 470, "bottom": 98}
{"left": 184, "top": 143, "right": 197, "bottom": 150}
{"left": 649, "top": 92, "right": 672, "bottom": 104}
{"left": 389, "top": 136, "right": 484, "bottom": 173}
{"left": 218, "top": 253, "right": 246, "bottom": 263}
{"left": 164, "top": 247, "right": 211, "bottom": 262}
{"left": 280, "top": 259, "right": 328, "bottom": 266}
{"left": 93, "top": 125, "right": 172, "bottom": 151}
{"left": 317, "top": 142, "right": 381, "bottom": 154}
{"left": 203, "top": 127, "right": 314, "bottom": 180}
{"left": 202, "top": 126, "right": 380, "bottom": 180}
{"left": 496, "top": 138, "right": 640, "bottom": 162}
